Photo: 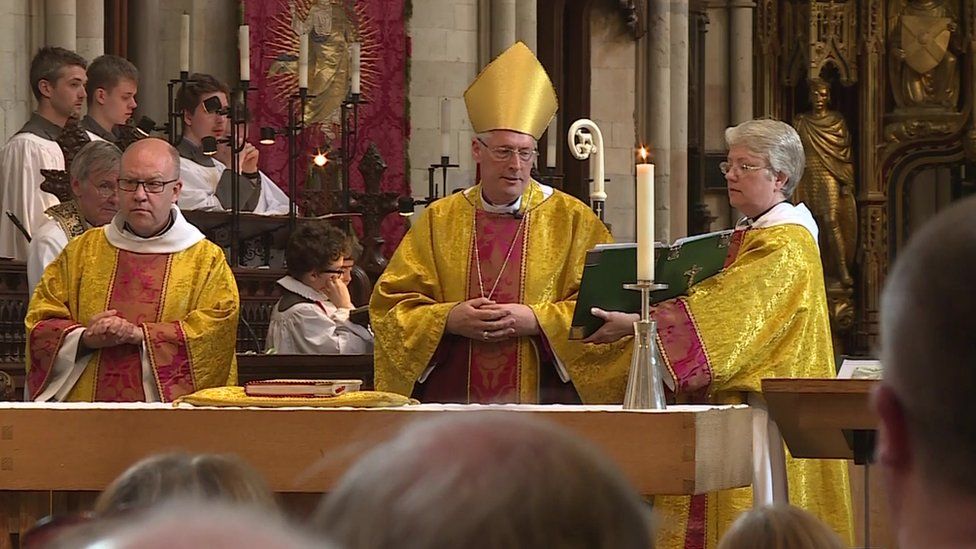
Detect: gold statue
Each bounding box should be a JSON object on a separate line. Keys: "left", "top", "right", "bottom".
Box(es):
{"left": 793, "top": 78, "right": 857, "bottom": 288}
{"left": 887, "top": 0, "right": 961, "bottom": 110}
{"left": 292, "top": 0, "right": 356, "bottom": 124}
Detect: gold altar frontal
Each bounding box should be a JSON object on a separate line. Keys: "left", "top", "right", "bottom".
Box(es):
{"left": 0, "top": 403, "right": 753, "bottom": 544}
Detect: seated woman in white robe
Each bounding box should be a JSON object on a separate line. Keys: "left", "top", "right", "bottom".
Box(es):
{"left": 174, "top": 73, "right": 288, "bottom": 214}
{"left": 266, "top": 222, "right": 373, "bottom": 354}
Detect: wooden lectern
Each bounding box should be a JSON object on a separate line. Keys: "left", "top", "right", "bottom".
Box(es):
{"left": 762, "top": 378, "right": 878, "bottom": 463}
{"left": 762, "top": 378, "right": 888, "bottom": 548}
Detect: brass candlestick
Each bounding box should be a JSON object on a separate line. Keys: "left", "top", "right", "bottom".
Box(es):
{"left": 622, "top": 280, "right": 670, "bottom": 410}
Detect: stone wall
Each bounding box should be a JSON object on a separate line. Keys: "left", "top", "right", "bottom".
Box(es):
{"left": 406, "top": 0, "right": 480, "bottom": 212}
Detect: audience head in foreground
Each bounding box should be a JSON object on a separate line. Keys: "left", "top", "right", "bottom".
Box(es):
{"left": 93, "top": 452, "right": 277, "bottom": 516}
{"left": 716, "top": 504, "right": 845, "bottom": 549}
{"left": 313, "top": 414, "right": 653, "bottom": 549}
{"left": 877, "top": 195, "right": 976, "bottom": 547}
{"left": 52, "top": 502, "right": 325, "bottom": 549}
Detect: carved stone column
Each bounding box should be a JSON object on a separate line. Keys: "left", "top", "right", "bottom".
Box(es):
{"left": 641, "top": 0, "right": 671, "bottom": 242}
{"left": 490, "top": 0, "right": 517, "bottom": 57}
{"left": 670, "top": 0, "right": 689, "bottom": 239}
{"left": 75, "top": 0, "right": 104, "bottom": 61}
{"left": 45, "top": 0, "right": 77, "bottom": 51}
{"left": 515, "top": 0, "right": 537, "bottom": 53}
{"left": 127, "top": 0, "right": 164, "bottom": 124}
{"left": 855, "top": 0, "right": 887, "bottom": 354}
{"left": 729, "top": 0, "right": 754, "bottom": 123}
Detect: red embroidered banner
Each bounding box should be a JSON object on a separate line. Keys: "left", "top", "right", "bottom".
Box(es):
{"left": 243, "top": 0, "right": 409, "bottom": 254}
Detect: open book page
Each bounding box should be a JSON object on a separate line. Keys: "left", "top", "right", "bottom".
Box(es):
{"left": 837, "top": 359, "right": 882, "bottom": 380}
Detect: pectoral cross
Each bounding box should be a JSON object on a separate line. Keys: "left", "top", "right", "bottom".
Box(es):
{"left": 684, "top": 264, "right": 703, "bottom": 288}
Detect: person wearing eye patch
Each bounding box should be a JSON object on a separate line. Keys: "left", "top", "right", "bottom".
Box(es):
{"left": 370, "top": 42, "right": 630, "bottom": 405}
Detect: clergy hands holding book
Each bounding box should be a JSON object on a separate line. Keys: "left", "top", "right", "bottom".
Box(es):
{"left": 82, "top": 309, "right": 144, "bottom": 349}
{"left": 583, "top": 307, "right": 640, "bottom": 345}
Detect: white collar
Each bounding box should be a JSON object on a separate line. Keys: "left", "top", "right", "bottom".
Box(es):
{"left": 104, "top": 205, "right": 205, "bottom": 254}
{"left": 465, "top": 182, "right": 555, "bottom": 214}
{"left": 736, "top": 202, "right": 820, "bottom": 249}
{"left": 277, "top": 275, "right": 331, "bottom": 304}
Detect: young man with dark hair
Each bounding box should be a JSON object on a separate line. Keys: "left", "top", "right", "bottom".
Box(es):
{"left": 82, "top": 54, "right": 139, "bottom": 146}
{"left": 0, "top": 46, "right": 87, "bottom": 260}
{"left": 175, "top": 73, "right": 288, "bottom": 214}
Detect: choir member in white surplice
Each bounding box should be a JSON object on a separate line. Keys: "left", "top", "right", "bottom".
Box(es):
{"left": 80, "top": 54, "right": 139, "bottom": 147}
{"left": 0, "top": 47, "right": 88, "bottom": 260}
{"left": 266, "top": 222, "right": 373, "bottom": 355}
{"left": 174, "top": 73, "right": 288, "bottom": 214}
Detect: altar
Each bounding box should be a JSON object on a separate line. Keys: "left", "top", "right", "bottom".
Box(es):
{"left": 0, "top": 402, "right": 753, "bottom": 545}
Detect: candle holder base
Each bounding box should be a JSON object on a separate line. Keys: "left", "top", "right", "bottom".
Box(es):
{"left": 622, "top": 280, "right": 672, "bottom": 410}
{"left": 623, "top": 319, "right": 668, "bottom": 410}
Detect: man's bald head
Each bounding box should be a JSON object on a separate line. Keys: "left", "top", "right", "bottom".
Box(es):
{"left": 313, "top": 414, "right": 652, "bottom": 549}
{"left": 122, "top": 137, "right": 180, "bottom": 178}
{"left": 880, "top": 195, "right": 976, "bottom": 493}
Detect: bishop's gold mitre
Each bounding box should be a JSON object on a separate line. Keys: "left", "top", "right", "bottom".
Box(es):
{"left": 463, "top": 42, "right": 557, "bottom": 140}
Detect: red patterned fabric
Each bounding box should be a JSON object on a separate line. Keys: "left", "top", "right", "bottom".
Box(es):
{"left": 96, "top": 251, "right": 172, "bottom": 401}
{"left": 243, "top": 0, "right": 410, "bottom": 255}
{"left": 144, "top": 322, "right": 196, "bottom": 402}
{"left": 684, "top": 494, "right": 708, "bottom": 549}
{"left": 27, "top": 319, "right": 82, "bottom": 400}
{"left": 722, "top": 229, "right": 747, "bottom": 269}
{"left": 653, "top": 298, "right": 712, "bottom": 394}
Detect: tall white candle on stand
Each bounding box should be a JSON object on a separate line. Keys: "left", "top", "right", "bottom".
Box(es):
{"left": 298, "top": 33, "right": 309, "bottom": 89}
{"left": 179, "top": 13, "right": 190, "bottom": 73}
{"left": 439, "top": 98, "right": 451, "bottom": 159}
{"left": 350, "top": 43, "right": 361, "bottom": 94}
{"left": 636, "top": 147, "right": 655, "bottom": 281}
{"left": 546, "top": 118, "right": 557, "bottom": 168}
{"left": 238, "top": 26, "right": 250, "bottom": 81}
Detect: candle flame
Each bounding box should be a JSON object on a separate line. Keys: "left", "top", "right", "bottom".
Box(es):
{"left": 639, "top": 147, "right": 648, "bottom": 161}
{"left": 313, "top": 152, "right": 328, "bottom": 167}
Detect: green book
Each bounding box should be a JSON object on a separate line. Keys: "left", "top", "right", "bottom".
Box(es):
{"left": 569, "top": 229, "right": 736, "bottom": 340}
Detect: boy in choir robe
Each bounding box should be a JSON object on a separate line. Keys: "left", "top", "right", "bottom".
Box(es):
{"left": 25, "top": 138, "right": 239, "bottom": 402}
{"left": 370, "top": 42, "right": 631, "bottom": 404}
{"left": 0, "top": 47, "right": 87, "bottom": 260}
{"left": 174, "top": 73, "right": 288, "bottom": 214}
{"left": 27, "top": 140, "right": 121, "bottom": 293}
{"left": 266, "top": 222, "right": 373, "bottom": 355}
{"left": 81, "top": 54, "right": 139, "bottom": 147}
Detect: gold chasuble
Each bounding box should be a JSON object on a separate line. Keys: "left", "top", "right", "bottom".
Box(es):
{"left": 650, "top": 203, "right": 853, "bottom": 548}
{"left": 371, "top": 181, "right": 631, "bottom": 404}
{"left": 26, "top": 206, "right": 239, "bottom": 402}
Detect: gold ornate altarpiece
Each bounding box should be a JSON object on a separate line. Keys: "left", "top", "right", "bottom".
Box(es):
{"left": 756, "top": 0, "right": 976, "bottom": 355}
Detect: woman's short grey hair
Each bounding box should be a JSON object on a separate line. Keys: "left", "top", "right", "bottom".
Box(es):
{"left": 70, "top": 140, "right": 122, "bottom": 184}
{"left": 725, "top": 119, "right": 805, "bottom": 198}
{"left": 313, "top": 414, "right": 654, "bottom": 549}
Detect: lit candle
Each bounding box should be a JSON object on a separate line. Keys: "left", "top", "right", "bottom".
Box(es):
{"left": 440, "top": 98, "right": 450, "bottom": 159}
{"left": 238, "top": 25, "right": 250, "bottom": 81}
{"left": 298, "top": 33, "right": 309, "bottom": 89}
{"left": 546, "top": 117, "right": 557, "bottom": 168}
{"left": 636, "top": 147, "right": 655, "bottom": 281}
{"left": 179, "top": 13, "right": 190, "bottom": 73}
{"left": 349, "top": 42, "right": 361, "bottom": 95}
